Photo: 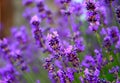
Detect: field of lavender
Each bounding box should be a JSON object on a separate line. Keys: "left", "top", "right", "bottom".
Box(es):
{"left": 0, "top": 0, "right": 120, "bottom": 83}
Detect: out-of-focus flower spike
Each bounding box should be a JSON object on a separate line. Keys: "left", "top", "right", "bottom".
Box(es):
{"left": 0, "top": 38, "right": 15, "bottom": 64}
{"left": 30, "top": 15, "right": 44, "bottom": 48}
{"left": 30, "top": 15, "right": 41, "bottom": 27}
{"left": 64, "top": 45, "right": 72, "bottom": 53}
{"left": 0, "top": 64, "right": 18, "bottom": 83}
{"left": 103, "top": 36, "right": 112, "bottom": 49}
{"left": 74, "top": 37, "right": 85, "bottom": 53}
{"left": 22, "top": 0, "right": 33, "bottom": 6}
{"left": 116, "top": 6, "right": 120, "bottom": 23}
{"left": 14, "top": 50, "right": 28, "bottom": 71}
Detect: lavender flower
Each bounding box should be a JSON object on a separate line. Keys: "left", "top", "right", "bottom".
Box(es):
{"left": 0, "top": 38, "right": 15, "bottom": 64}
{"left": 116, "top": 6, "right": 120, "bottom": 23}
{"left": 65, "top": 46, "right": 80, "bottom": 68}
{"left": 22, "top": 0, "right": 33, "bottom": 6}
{"left": 109, "top": 66, "right": 119, "bottom": 74}
{"left": 14, "top": 50, "right": 28, "bottom": 71}
{"left": 47, "top": 31, "right": 60, "bottom": 52}
{"left": 35, "top": 0, "right": 45, "bottom": 12}
{"left": 74, "top": 37, "right": 85, "bottom": 52}
{"left": 103, "top": 36, "right": 112, "bottom": 49}
{"left": 83, "top": 68, "right": 100, "bottom": 82}
{"left": 108, "top": 26, "right": 119, "bottom": 43}
{"left": 30, "top": 15, "right": 44, "bottom": 47}
{"left": 0, "top": 64, "right": 18, "bottom": 83}
{"left": 66, "top": 67, "right": 75, "bottom": 82}
{"left": 30, "top": 15, "right": 41, "bottom": 27}
{"left": 85, "top": 0, "right": 96, "bottom": 11}
{"left": 104, "top": 0, "right": 115, "bottom": 4}
{"left": 82, "top": 55, "right": 95, "bottom": 68}
{"left": 1, "top": 0, "right": 120, "bottom": 82}
{"left": 85, "top": 0, "right": 100, "bottom": 31}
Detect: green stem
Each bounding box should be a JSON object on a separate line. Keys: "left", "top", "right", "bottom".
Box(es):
{"left": 25, "top": 72, "right": 34, "bottom": 83}
{"left": 68, "top": 16, "right": 74, "bottom": 45}
{"left": 95, "top": 32, "right": 102, "bottom": 47}
{"left": 116, "top": 53, "right": 120, "bottom": 66}
{"left": 22, "top": 70, "right": 34, "bottom": 83}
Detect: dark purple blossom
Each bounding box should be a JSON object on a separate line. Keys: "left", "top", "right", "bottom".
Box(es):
{"left": 47, "top": 31, "right": 60, "bottom": 52}
{"left": 35, "top": 0, "right": 45, "bottom": 12}
{"left": 0, "top": 38, "right": 15, "bottom": 64}
{"left": 103, "top": 36, "right": 112, "bottom": 49}
{"left": 22, "top": 0, "right": 33, "bottom": 6}
{"left": 108, "top": 26, "right": 119, "bottom": 43}
{"left": 30, "top": 15, "right": 41, "bottom": 27}
{"left": 109, "top": 66, "right": 119, "bottom": 74}
{"left": 85, "top": 0, "right": 96, "bottom": 11}
{"left": 84, "top": 68, "right": 100, "bottom": 82}
{"left": 74, "top": 37, "right": 85, "bottom": 52}
{"left": 104, "top": 0, "right": 115, "bottom": 4}
{"left": 116, "top": 6, "right": 120, "bottom": 23}
{"left": 65, "top": 46, "right": 80, "bottom": 68}
{"left": 57, "top": 69, "right": 66, "bottom": 83}
{"left": 0, "top": 64, "right": 18, "bottom": 83}
{"left": 66, "top": 67, "right": 75, "bottom": 82}
{"left": 48, "top": 72, "right": 58, "bottom": 83}
{"left": 94, "top": 49, "right": 103, "bottom": 69}
{"left": 82, "top": 55, "right": 95, "bottom": 68}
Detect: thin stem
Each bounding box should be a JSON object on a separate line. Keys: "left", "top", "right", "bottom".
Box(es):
{"left": 110, "top": 4, "right": 120, "bottom": 28}
{"left": 95, "top": 32, "right": 102, "bottom": 47}
{"left": 116, "top": 53, "right": 120, "bottom": 66}
{"left": 68, "top": 16, "right": 74, "bottom": 45}
{"left": 24, "top": 72, "right": 34, "bottom": 83}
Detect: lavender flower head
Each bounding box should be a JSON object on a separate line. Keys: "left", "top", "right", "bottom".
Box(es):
{"left": 30, "top": 15, "right": 41, "bottom": 27}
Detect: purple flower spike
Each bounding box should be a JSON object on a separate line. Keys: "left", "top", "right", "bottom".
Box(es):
{"left": 0, "top": 38, "right": 15, "bottom": 64}
{"left": 48, "top": 72, "right": 58, "bottom": 83}
{"left": 0, "top": 64, "right": 17, "bottom": 83}
{"left": 57, "top": 69, "right": 66, "bottom": 83}
{"left": 30, "top": 15, "right": 41, "bottom": 27}
{"left": 104, "top": 0, "right": 115, "bottom": 4}
{"left": 95, "top": 50, "right": 102, "bottom": 67}
{"left": 116, "top": 6, "right": 120, "bottom": 23}
{"left": 82, "top": 55, "right": 95, "bottom": 68}
{"left": 65, "top": 46, "right": 80, "bottom": 68}
{"left": 103, "top": 36, "right": 112, "bottom": 49}
{"left": 47, "top": 31, "right": 60, "bottom": 52}
{"left": 85, "top": 0, "right": 100, "bottom": 32}
{"left": 75, "top": 37, "right": 85, "bottom": 52}
{"left": 22, "top": 0, "right": 33, "bottom": 6}
{"left": 66, "top": 67, "right": 75, "bottom": 82}
{"left": 22, "top": 7, "right": 34, "bottom": 21}
{"left": 108, "top": 26, "right": 119, "bottom": 43}
{"left": 35, "top": 0, "right": 45, "bottom": 12}
{"left": 84, "top": 68, "right": 100, "bottom": 82}
{"left": 85, "top": 1, "right": 96, "bottom": 11}
{"left": 89, "top": 25, "right": 99, "bottom": 32}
